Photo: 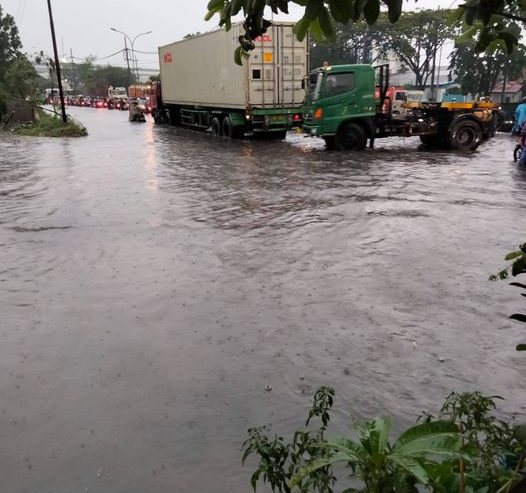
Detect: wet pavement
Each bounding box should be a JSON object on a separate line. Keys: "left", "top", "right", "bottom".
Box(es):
{"left": 1, "top": 107, "right": 525, "bottom": 493}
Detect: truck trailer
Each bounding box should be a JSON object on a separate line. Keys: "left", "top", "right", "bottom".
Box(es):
{"left": 303, "top": 64, "right": 498, "bottom": 152}
{"left": 151, "top": 22, "right": 308, "bottom": 138}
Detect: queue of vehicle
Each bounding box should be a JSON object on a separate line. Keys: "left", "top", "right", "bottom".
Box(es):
{"left": 145, "top": 22, "right": 502, "bottom": 152}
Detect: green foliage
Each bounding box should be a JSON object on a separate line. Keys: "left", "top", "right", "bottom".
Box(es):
{"left": 12, "top": 110, "right": 87, "bottom": 137}
{"left": 373, "top": 10, "right": 457, "bottom": 90}
{"left": 450, "top": 23, "right": 526, "bottom": 97}
{"left": 204, "top": 0, "right": 526, "bottom": 65}
{"left": 4, "top": 56, "right": 39, "bottom": 100}
{"left": 0, "top": 6, "right": 37, "bottom": 118}
{"left": 242, "top": 386, "right": 336, "bottom": 492}
{"left": 422, "top": 392, "right": 526, "bottom": 492}
{"left": 243, "top": 389, "right": 526, "bottom": 492}
{"left": 490, "top": 242, "right": 526, "bottom": 352}
{"left": 309, "top": 20, "right": 376, "bottom": 69}
{"left": 0, "top": 5, "right": 22, "bottom": 73}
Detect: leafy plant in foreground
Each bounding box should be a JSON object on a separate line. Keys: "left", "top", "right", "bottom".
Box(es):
{"left": 422, "top": 392, "right": 526, "bottom": 493}
{"left": 243, "top": 389, "right": 526, "bottom": 492}
{"left": 490, "top": 242, "right": 526, "bottom": 351}
{"left": 242, "top": 386, "right": 337, "bottom": 492}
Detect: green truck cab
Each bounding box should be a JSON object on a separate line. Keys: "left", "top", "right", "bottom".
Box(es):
{"left": 302, "top": 64, "right": 498, "bottom": 152}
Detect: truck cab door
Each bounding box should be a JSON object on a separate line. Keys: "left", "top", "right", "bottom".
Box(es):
{"left": 321, "top": 72, "right": 357, "bottom": 134}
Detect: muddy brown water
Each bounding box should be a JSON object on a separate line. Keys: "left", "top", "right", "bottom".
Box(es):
{"left": 1, "top": 107, "right": 525, "bottom": 493}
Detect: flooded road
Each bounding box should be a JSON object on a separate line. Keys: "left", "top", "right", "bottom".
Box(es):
{"left": 1, "top": 107, "right": 525, "bottom": 493}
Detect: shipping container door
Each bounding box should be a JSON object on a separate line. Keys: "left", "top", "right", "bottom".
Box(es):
{"left": 248, "top": 30, "right": 276, "bottom": 107}
{"left": 276, "top": 24, "right": 307, "bottom": 107}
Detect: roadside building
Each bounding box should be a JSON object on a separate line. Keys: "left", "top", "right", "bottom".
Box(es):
{"left": 490, "top": 81, "right": 524, "bottom": 104}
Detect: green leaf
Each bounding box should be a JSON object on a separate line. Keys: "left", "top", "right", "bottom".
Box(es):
{"left": 234, "top": 46, "right": 243, "bottom": 66}
{"left": 464, "top": 6, "right": 476, "bottom": 25}
{"left": 304, "top": 0, "right": 323, "bottom": 20}
{"left": 204, "top": 7, "right": 222, "bottom": 21}
{"left": 310, "top": 17, "right": 325, "bottom": 42}
{"left": 388, "top": 455, "right": 430, "bottom": 484}
{"left": 207, "top": 0, "right": 224, "bottom": 10}
{"left": 510, "top": 313, "right": 526, "bottom": 323}
{"left": 231, "top": 0, "right": 245, "bottom": 15}
{"left": 328, "top": 0, "right": 350, "bottom": 22}
{"left": 363, "top": 0, "right": 380, "bottom": 25}
{"left": 289, "top": 453, "right": 350, "bottom": 487}
{"left": 386, "top": 0, "right": 402, "bottom": 23}
{"left": 393, "top": 421, "right": 460, "bottom": 457}
{"left": 505, "top": 251, "right": 524, "bottom": 261}
{"left": 512, "top": 256, "right": 526, "bottom": 276}
{"left": 293, "top": 15, "right": 311, "bottom": 42}
{"left": 318, "top": 6, "right": 337, "bottom": 42}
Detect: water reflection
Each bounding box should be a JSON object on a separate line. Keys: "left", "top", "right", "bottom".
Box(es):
{"left": 0, "top": 109, "right": 525, "bottom": 493}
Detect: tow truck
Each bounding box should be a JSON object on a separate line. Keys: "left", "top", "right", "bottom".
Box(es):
{"left": 302, "top": 64, "right": 498, "bottom": 152}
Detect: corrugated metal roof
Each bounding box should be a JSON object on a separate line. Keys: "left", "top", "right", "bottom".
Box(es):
{"left": 491, "top": 80, "right": 523, "bottom": 94}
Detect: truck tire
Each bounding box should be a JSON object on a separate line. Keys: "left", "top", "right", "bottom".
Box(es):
{"left": 419, "top": 135, "right": 446, "bottom": 148}
{"left": 448, "top": 119, "right": 483, "bottom": 152}
{"left": 222, "top": 116, "right": 243, "bottom": 139}
{"left": 323, "top": 136, "right": 336, "bottom": 150}
{"left": 211, "top": 117, "right": 222, "bottom": 136}
{"left": 335, "top": 122, "right": 367, "bottom": 151}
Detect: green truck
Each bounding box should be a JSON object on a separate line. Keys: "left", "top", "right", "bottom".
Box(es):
{"left": 302, "top": 64, "right": 498, "bottom": 152}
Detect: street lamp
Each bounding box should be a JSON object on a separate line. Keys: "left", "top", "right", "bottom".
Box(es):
{"left": 110, "top": 28, "right": 152, "bottom": 82}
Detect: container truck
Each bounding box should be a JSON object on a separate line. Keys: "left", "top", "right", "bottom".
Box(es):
{"left": 302, "top": 64, "right": 498, "bottom": 152}
{"left": 151, "top": 22, "right": 308, "bottom": 138}
{"left": 128, "top": 84, "right": 150, "bottom": 99}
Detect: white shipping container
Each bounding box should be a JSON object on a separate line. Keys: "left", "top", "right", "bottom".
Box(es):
{"left": 158, "top": 22, "right": 308, "bottom": 110}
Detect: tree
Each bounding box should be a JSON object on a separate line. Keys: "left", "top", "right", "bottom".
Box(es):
{"left": 375, "top": 10, "right": 457, "bottom": 90}
{"left": 0, "top": 5, "right": 22, "bottom": 79}
{"left": 204, "top": 0, "right": 526, "bottom": 64}
{"left": 309, "top": 21, "right": 376, "bottom": 69}
{"left": 4, "top": 56, "right": 39, "bottom": 100}
{"left": 450, "top": 36, "right": 526, "bottom": 97}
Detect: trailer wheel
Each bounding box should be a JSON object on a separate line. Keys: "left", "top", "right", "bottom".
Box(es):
{"left": 222, "top": 116, "right": 234, "bottom": 138}
{"left": 449, "top": 120, "right": 483, "bottom": 152}
{"left": 211, "top": 117, "right": 222, "bottom": 136}
{"left": 335, "top": 122, "right": 367, "bottom": 151}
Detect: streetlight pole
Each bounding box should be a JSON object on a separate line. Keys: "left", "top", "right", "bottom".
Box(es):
{"left": 46, "top": 0, "right": 67, "bottom": 122}
{"left": 110, "top": 28, "right": 152, "bottom": 83}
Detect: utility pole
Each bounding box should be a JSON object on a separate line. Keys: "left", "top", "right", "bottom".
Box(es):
{"left": 70, "top": 48, "right": 75, "bottom": 92}
{"left": 46, "top": 0, "right": 67, "bottom": 123}
{"left": 123, "top": 36, "right": 132, "bottom": 85}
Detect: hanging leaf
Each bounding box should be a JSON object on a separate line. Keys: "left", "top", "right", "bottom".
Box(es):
{"left": 318, "top": 6, "right": 337, "bottom": 42}
{"left": 234, "top": 46, "right": 243, "bottom": 65}
{"left": 293, "top": 15, "right": 312, "bottom": 41}
{"left": 363, "top": 0, "right": 380, "bottom": 25}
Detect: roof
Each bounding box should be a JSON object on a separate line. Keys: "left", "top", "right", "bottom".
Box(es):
{"left": 491, "top": 80, "right": 523, "bottom": 94}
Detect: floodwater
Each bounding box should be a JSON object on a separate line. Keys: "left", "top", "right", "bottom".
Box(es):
{"left": 1, "top": 107, "right": 525, "bottom": 493}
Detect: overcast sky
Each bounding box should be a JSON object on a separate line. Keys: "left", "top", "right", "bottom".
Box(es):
{"left": 2, "top": 0, "right": 454, "bottom": 70}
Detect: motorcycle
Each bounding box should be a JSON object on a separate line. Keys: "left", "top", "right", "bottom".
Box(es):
{"left": 129, "top": 103, "right": 146, "bottom": 123}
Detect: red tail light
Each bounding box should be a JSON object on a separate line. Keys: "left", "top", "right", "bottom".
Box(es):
{"left": 293, "top": 113, "right": 301, "bottom": 122}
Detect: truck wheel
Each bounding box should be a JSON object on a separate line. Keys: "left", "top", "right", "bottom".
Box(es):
{"left": 449, "top": 120, "right": 483, "bottom": 152}
{"left": 323, "top": 136, "right": 336, "bottom": 150}
{"left": 211, "top": 117, "right": 222, "bottom": 136}
{"left": 335, "top": 123, "right": 367, "bottom": 151}
{"left": 222, "top": 116, "right": 234, "bottom": 138}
